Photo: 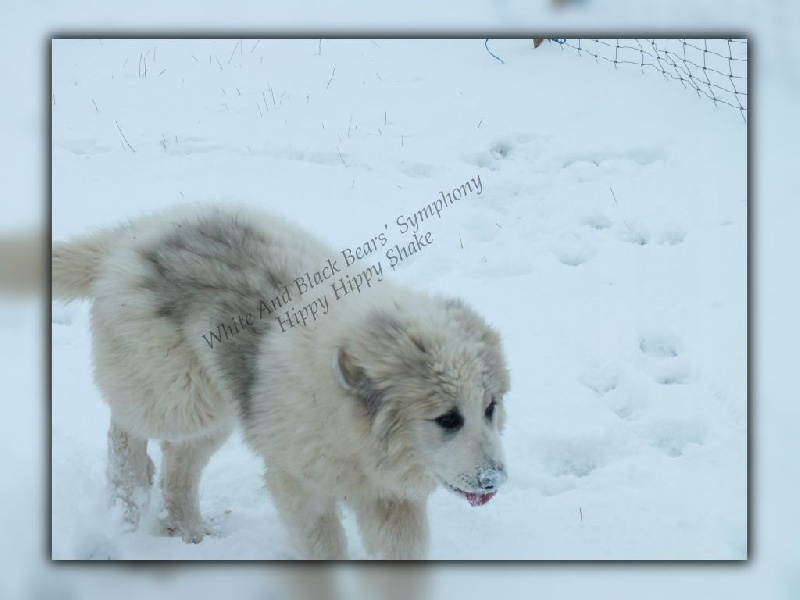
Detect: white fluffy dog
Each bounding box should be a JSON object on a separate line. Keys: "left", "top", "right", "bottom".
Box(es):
{"left": 52, "top": 204, "right": 510, "bottom": 559}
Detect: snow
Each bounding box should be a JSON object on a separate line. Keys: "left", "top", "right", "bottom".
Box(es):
{"left": 0, "top": 0, "right": 793, "bottom": 595}
{"left": 50, "top": 37, "right": 747, "bottom": 561}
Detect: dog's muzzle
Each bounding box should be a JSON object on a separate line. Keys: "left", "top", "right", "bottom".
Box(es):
{"left": 454, "top": 464, "right": 507, "bottom": 507}
{"left": 477, "top": 464, "right": 507, "bottom": 492}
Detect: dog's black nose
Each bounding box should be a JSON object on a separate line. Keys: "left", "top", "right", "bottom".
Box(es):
{"left": 477, "top": 465, "right": 507, "bottom": 491}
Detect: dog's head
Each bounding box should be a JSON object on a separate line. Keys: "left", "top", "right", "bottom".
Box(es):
{"left": 335, "top": 295, "right": 510, "bottom": 506}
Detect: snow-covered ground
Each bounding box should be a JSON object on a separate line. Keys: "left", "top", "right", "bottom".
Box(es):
{"left": 51, "top": 38, "right": 746, "bottom": 560}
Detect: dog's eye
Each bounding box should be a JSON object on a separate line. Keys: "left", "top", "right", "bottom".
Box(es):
{"left": 433, "top": 409, "right": 463, "bottom": 431}
{"left": 485, "top": 399, "right": 497, "bottom": 420}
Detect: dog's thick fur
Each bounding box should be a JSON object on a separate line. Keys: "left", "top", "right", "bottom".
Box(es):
{"left": 52, "top": 204, "right": 510, "bottom": 559}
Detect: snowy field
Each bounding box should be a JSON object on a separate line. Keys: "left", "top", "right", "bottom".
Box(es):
{"left": 51, "top": 38, "right": 747, "bottom": 560}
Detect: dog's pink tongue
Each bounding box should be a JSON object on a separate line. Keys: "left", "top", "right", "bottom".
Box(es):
{"left": 464, "top": 491, "right": 496, "bottom": 507}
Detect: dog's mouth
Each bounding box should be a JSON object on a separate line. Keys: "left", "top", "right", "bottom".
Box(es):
{"left": 463, "top": 490, "right": 496, "bottom": 507}
{"left": 442, "top": 482, "right": 497, "bottom": 507}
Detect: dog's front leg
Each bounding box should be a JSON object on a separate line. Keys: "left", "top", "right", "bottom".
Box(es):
{"left": 266, "top": 469, "right": 347, "bottom": 559}
{"left": 158, "top": 424, "right": 232, "bottom": 543}
{"left": 354, "top": 496, "right": 430, "bottom": 560}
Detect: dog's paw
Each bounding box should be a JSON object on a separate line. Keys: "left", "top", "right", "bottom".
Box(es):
{"left": 181, "top": 526, "right": 214, "bottom": 544}
{"left": 160, "top": 517, "right": 215, "bottom": 544}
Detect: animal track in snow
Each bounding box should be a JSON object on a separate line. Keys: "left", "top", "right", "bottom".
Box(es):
{"left": 638, "top": 330, "right": 693, "bottom": 385}
{"left": 533, "top": 429, "right": 637, "bottom": 482}
{"left": 554, "top": 245, "right": 595, "bottom": 266}
{"left": 618, "top": 222, "right": 650, "bottom": 246}
{"left": 644, "top": 419, "right": 707, "bottom": 457}
{"left": 579, "top": 364, "right": 650, "bottom": 421}
{"left": 639, "top": 332, "right": 679, "bottom": 358}
{"left": 490, "top": 141, "right": 512, "bottom": 160}
{"left": 577, "top": 364, "right": 620, "bottom": 396}
{"left": 603, "top": 387, "right": 643, "bottom": 420}
{"left": 462, "top": 133, "right": 549, "bottom": 169}
{"left": 606, "top": 376, "right": 653, "bottom": 420}
{"left": 653, "top": 364, "right": 691, "bottom": 386}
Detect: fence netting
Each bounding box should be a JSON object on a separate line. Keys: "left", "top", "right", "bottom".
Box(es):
{"left": 551, "top": 39, "right": 748, "bottom": 121}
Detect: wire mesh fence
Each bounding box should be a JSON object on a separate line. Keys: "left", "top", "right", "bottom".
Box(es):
{"left": 551, "top": 39, "right": 748, "bottom": 122}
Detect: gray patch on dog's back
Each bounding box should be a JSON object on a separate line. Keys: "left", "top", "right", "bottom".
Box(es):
{"left": 137, "top": 208, "right": 295, "bottom": 417}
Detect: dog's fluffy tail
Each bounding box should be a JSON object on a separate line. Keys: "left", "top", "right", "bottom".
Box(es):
{"left": 52, "top": 229, "right": 118, "bottom": 300}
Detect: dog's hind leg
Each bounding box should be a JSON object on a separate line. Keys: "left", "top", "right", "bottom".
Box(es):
{"left": 265, "top": 469, "right": 346, "bottom": 559}
{"left": 158, "top": 424, "right": 232, "bottom": 543}
{"left": 106, "top": 420, "right": 155, "bottom": 531}
{"left": 353, "top": 496, "right": 429, "bottom": 560}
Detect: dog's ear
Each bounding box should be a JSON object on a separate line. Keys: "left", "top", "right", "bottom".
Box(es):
{"left": 334, "top": 347, "right": 384, "bottom": 420}
{"left": 334, "top": 346, "right": 365, "bottom": 391}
